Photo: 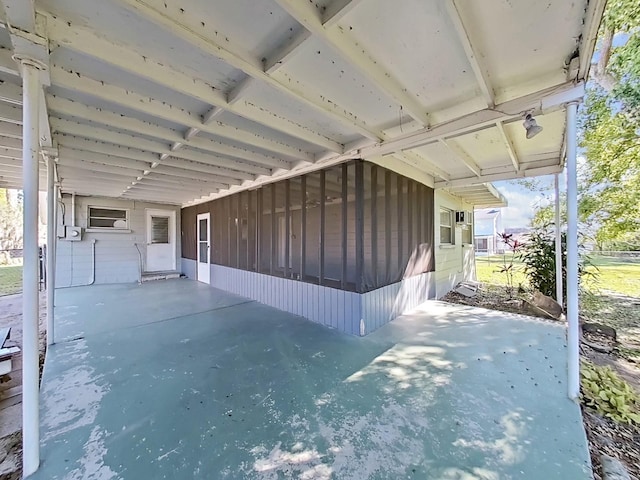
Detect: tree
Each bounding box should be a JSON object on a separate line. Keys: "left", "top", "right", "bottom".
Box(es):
{"left": 577, "top": 0, "right": 640, "bottom": 246}
{"left": 0, "top": 188, "right": 23, "bottom": 253}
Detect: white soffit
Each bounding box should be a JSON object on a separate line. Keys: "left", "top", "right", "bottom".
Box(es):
{"left": 0, "top": 0, "right": 604, "bottom": 205}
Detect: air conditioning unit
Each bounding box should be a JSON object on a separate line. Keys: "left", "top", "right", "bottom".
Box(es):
{"left": 455, "top": 210, "right": 472, "bottom": 225}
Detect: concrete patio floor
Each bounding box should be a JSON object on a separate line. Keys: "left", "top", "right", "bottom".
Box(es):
{"left": 31, "top": 279, "right": 591, "bottom": 479}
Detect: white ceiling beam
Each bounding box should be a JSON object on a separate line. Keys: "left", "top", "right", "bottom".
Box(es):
{"left": 50, "top": 66, "right": 313, "bottom": 162}
{"left": 48, "top": 96, "right": 284, "bottom": 171}
{"left": 0, "top": 47, "right": 20, "bottom": 76}
{"left": 0, "top": 147, "right": 21, "bottom": 160}
{"left": 439, "top": 139, "right": 481, "bottom": 177}
{"left": 58, "top": 144, "right": 151, "bottom": 170}
{"left": 0, "top": 81, "right": 22, "bottom": 105}
{"left": 50, "top": 117, "right": 256, "bottom": 182}
{"left": 115, "top": 0, "right": 381, "bottom": 141}
{"left": 150, "top": 164, "right": 233, "bottom": 186}
{"left": 0, "top": 103, "right": 22, "bottom": 124}
{"left": 57, "top": 156, "right": 144, "bottom": 177}
{"left": 322, "top": 0, "right": 366, "bottom": 29}
{"left": 158, "top": 157, "right": 245, "bottom": 182}
{"left": 364, "top": 81, "right": 585, "bottom": 157}
{"left": 0, "top": 0, "right": 36, "bottom": 32}
{"left": 444, "top": 0, "right": 494, "bottom": 107}
{"left": 140, "top": 175, "right": 224, "bottom": 190}
{"left": 57, "top": 165, "right": 135, "bottom": 182}
{"left": 127, "top": 183, "right": 217, "bottom": 197}
{"left": 263, "top": 29, "right": 312, "bottom": 74}
{"left": 0, "top": 135, "right": 22, "bottom": 150}
{"left": 273, "top": 0, "right": 428, "bottom": 125}
{"left": 120, "top": 194, "right": 185, "bottom": 205}
{"left": 495, "top": 121, "right": 520, "bottom": 171}
{"left": 0, "top": 120, "right": 22, "bottom": 138}
{"left": 46, "top": 17, "right": 343, "bottom": 153}
{"left": 392, "top": 151, "right": 449, "bottom": 182}
{"left": 435, "top": 163, "right": 563, "bottom": 189}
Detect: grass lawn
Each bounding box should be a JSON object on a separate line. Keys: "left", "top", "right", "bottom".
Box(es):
{"left": 475, "top": 253, "right": 640, "bottom": 356}
{"left": 0, "top": 264, "right": 22, "bottom": 296}
{"left": 476, "top": 254, "right": 640, "bottom": 298}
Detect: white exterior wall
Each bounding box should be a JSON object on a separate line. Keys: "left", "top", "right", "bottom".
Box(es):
{"left": 181, "top": 260, "right": 435, "bottom": 336}
{"left": 434, "top": 190, "right": 476, "bottom": 298}
{"left": 55, "top": 195, "right": 181, "bottom": 286}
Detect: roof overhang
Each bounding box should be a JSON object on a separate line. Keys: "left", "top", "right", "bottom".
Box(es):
{"left": 0, "top": 0, "right": 606, "bottom": 207}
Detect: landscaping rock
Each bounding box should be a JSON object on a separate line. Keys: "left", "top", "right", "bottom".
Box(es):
{"left": 600, "top": 454, "right": 631, "bottom": 480}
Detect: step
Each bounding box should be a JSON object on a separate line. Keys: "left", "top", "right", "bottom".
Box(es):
{"left": 141, "top": 271, "right": 182, "bottom": 282}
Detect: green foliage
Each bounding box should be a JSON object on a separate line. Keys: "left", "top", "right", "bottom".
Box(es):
{"left": 601, "top": 0, "right": 640, "bottom": 35}
{"left": 517, "top": 224, "right": 595, "bottom": 303}
{"left": 573, "top": 0, "right": 640, "bottom": 246}
{"left": 0, "top": 188, "right": 23, "bottom": 252}
{"left": 580, "top": 360, "right": 640, "bottom": 424}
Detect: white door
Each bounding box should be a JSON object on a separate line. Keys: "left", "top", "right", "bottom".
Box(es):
{"left": 197, "top": 212, "right": 211, "bottom": 284}
{"left": 146, "top": 209, "right": 176, "bottom": 272}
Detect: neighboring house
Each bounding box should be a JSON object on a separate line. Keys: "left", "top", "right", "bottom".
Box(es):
{"left": 474, "top": 209, "right": 503, "bottom": 255}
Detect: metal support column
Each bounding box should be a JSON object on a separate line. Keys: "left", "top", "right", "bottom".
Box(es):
{"left": 566, "top": 102, "right": 580, "bottom": 400}
{"left": 554, "top": 174, "right": 563, "bottom": 308}
{"left": 46, "top": 153, "right": 57, "bottom": 345}
{"left": 16, "top": 55, "right": 44, "bottom": 477}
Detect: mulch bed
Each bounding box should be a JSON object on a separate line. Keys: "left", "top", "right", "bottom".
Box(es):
{"left": 442, "top": 285, "right": 640, "bottom": 480}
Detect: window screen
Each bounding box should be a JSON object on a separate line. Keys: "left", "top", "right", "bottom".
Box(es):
{"left": 151, "top": 216, "right": 169, "bottom": 244}
{"left": 180, "top": 160, "right": 435, "bottom": 294}
{"left": 88, "top": 207, "right": 128, "bottom": 229}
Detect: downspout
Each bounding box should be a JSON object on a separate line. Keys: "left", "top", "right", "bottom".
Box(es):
{"left": 554, "top": 174, "right": 564, "bottom": 309}
{"left": 134, "top": 243, "right": 143, "bottom": 284}
{"left": 566, "top": 102, "right": 580, "bottom": 400}
{"left": 71, "top": 192, "right": 76, "bottom": 227}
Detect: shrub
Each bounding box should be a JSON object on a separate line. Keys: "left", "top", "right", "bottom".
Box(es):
{"left": 580, "top": 360, "right": 640, "bottom": 424}
{"left": 518, "top": 224, "right": 596, "bottom": 304}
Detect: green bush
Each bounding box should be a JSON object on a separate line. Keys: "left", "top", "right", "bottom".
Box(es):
{"left": 580, "top": 360, "right": 640, "bottom": 424}
{"left": 518, "top": 224, "right": 596, "bottom": 304}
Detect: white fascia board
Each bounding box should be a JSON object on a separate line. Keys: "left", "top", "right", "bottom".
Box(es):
{"left": 435, "top": 164, "right": 563, "bottom": 189}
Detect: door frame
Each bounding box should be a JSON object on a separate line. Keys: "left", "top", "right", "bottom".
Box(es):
{"left": 145, "top": 209, "right": 177, "bottom": 272}
{"left": 196, "top": 212, "right": 211, "bottom": 284}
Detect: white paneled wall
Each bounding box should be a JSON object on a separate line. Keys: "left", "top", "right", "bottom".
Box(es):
{"left": 434, "top": 190, "right": 476, "bottom": 298}
{"left": 182, "top": 260, "right": 436, "bottom": 335}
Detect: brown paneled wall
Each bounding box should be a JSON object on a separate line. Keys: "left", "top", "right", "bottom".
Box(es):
{"left": 181, "top": 160, "right": 435, "bottom": 293}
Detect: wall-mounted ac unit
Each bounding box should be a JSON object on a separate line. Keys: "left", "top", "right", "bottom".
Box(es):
{"left": 455, "top": 210, "right": 472, "bottom": 225}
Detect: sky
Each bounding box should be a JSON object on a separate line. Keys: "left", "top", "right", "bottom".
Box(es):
{"left": 492, "top": 174, "right": 560, "bottom": 229}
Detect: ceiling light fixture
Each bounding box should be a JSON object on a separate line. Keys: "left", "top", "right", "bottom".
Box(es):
{"left": 523, "top": 113, "right": 543, "bottom": 139}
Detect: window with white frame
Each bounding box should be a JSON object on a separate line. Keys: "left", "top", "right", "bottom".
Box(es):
{"left": 440, "top": 208, "right": 454, "bottom": 244}
{"left": 88, "top": 206, "right": 129, "bottom": 229}
{"left": 461, "top": 211, "right": 473, "bottom": 244}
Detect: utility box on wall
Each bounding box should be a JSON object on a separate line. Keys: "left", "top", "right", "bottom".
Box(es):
{"left": 64, "top": 226, "right": 83, "bottom": 241}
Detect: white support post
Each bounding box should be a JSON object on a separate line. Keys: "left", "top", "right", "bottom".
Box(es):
{"left": 554, "top": 174, "right": 563, "bottom": 308}
{"left": 46, "top": 153, "right": 57, "bottom": 345}
{"left": 16, "top": 54, "right": 44, "bottom": 478}
{"left": 566, "top": 102, "right": 580, "bottom": 400}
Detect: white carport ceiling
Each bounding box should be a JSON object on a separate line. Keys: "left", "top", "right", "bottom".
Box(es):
{"left": 0, "top": 0, "right": 605, "bottom": 206}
